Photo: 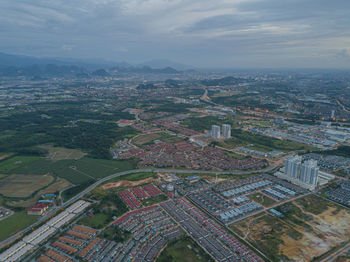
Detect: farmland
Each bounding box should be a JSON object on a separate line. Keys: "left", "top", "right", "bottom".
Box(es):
{"left": 0, "top": 156, "right": 40, "bottom": 173}
{"left": 231, "top": 195, "right": 350, "bottom": 262}
{"left": 8, "top": 177, "right": 71, "bottom": 208}
{"left": 8, "top": 157, "right": 136, "bottom": 184}
{"left": 0, "top": 174, "right": 54, "bottom": 198}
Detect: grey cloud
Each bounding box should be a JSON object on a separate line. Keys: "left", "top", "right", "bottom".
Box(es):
{"left": 0, "top": 0, "right": 349, "bottom": 68}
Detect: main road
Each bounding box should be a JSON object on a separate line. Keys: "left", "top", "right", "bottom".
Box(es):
{"left": 0, "top": 165, "right": 280, "bottom": 249}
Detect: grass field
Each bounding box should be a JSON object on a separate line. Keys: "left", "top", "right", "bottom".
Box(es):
{"left": 10, "top": 157, "right": 136, "bottom": 185}
{"left": 249, "top": 193, "right": 276, "bottom": 207}
{"left": 79, "top": 213, "right": 111, "bottom": 229}
{"left": 0, "top": 156, "right": 40, "bottom": 173}
{"left": 0, "top": 174, "right": 54, "bottom": 198}
{"left": 219, "top": 129, "right": 314, "bottom": 153}
{"left": 231, "top": 195, "right": 350, "bottom": 262}
{"left": 157, "top": 237, "right": 214, "bottom": 262}
{"left": 39, "top": 145, "right": 86, "bottom": 161}
{"left": 0, "top": 211, "right": 39, "bottom": 242}
{"left": 62, "top": 181, "right": 94, "bottom": 202}
{"left": 141, "top": 194, "right": 168, "bottom": 206}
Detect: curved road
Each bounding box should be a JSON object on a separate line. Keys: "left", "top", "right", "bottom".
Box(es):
{"left": 0, "top": 165, "right": 280, "bottom": 249}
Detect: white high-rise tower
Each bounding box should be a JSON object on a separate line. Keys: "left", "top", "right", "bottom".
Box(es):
{"left": 222, "top": 124, "right": 231, "bottom": 139}
{"left": 211, "top": 125, "right": 220, "bottom": 139}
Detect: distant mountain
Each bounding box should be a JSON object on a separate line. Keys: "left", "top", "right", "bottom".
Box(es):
{"left": 138, "top": 59, "right": 194, "bottom": 71}
{"left": 0, "top": 52, "right": 182, "bottom": 77}
{"left": 0, "top": 63, "right": 88, "bottom": 77}
{"left": 91, "top": 69, "right": 110, "bottom": 77}
{"left": 0, "top": 52, "right": 126, "bottom": 70}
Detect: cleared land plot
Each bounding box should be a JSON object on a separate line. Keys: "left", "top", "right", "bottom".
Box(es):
{"left": 101, "top": 175, "right": 156, "bottom": 190}
{"left": 157, "top": 237, "right": 214, "bottom": 262}
{"left": 0, "top": 174, "right": 54, "bottom": 198}
{"left": 0, "top": 156, "right": 40, "bottom": 173}
{"left": 0, "top": 211, "right": 38, "bottom": 241}
{"left": 39, "top": 145, "right": 86, "bottom": 161}
{"left": 10, "top": 158, "right": 136, "bottom": 184}
{"left": 249, "top": 193, "right": 277, "bottom": 207}
{"left": 231, "top": 195, "right": 350, "bottom": 262}
{"left": 0, "top": 153, "right": 13, "bottom": 161}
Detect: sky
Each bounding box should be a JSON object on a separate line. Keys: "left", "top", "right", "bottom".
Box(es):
{"left": 1, "top": 0, "right": 350, "bottom": 69}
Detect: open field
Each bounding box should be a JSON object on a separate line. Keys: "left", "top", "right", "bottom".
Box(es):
{"left": 249, "top": 193, "right": 276, "bottom": 207}
{"left": 0, "top": 174, "right": 54, "bottom": 198}
{"left": 157, "top": 237, "right": 214, "bottom": 262}
{"left": 81, "top": 192, "right": 128, "bottom": 229}
{"left": 231, "top": 195, "right": 350, "bottom": 262}
{"left": 132, "top": 132, "right": 183, "bottom": 146}
{"left": 79, "top": 213, "right": 110, "bottom": 229}
{"left": 9, "top": 157, "right": 136, "bottom": 184}
{"left": 219, "top": 129, "right": 314, "bottom": 153}
{"left": 0, "top": 211, "right": 39, "bottom": 242}
{"left": 39, "top": 145, "right": 86, "bottom": 161}
{"left": 0, "top": 156, "right": 40, "bottom": 173}
{"left": 132, "top": 133, "right": 162, "bottom": 145}
{"left": 8, "top": 177, "right": 71, "bottom": 208}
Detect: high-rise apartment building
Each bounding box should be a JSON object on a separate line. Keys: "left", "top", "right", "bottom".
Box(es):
{"left": 282, "top": 156, "right": 319, "bottom": 189}
{"left": 222, "top": 124, "right": 231, "bottom": 139}
{"left": 211, "top": 125, "right": 220, "bottom": 139}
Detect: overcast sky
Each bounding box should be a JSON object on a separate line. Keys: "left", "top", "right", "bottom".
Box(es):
{"left": 1, "top": 0, "right": 349, "bottom": 68}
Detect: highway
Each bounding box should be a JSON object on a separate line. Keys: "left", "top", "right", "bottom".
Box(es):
{"left": 0, "top": 165, "right": 281, "bottom": 249}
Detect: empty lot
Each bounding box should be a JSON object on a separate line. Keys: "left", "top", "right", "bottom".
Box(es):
{"left": 231, "top": 195, "right": 350, "bottom": 262}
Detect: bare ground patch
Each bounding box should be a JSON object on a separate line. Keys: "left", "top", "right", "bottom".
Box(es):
{"left": 101, "top": 177, "right": 155, "bottom": 190}
{"left": 39, "top": 145, "right": 86, "bottom": 161}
